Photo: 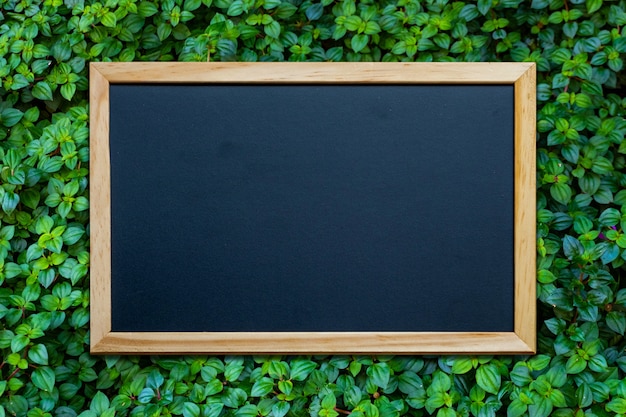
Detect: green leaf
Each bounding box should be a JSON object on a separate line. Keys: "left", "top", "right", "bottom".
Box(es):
{"left": 32, "top": 82, "right": 54, "bottom": 101}
{"left": 222, "top": 388, "right": 247, "bottom": 408}
{"left": 507, "top": 399, "right": 527, "bottom": 417}
{"left": 606, "top": 311, "right": 626, "bottom": 335}
{"left": 588, "top": 354, "right": 608, "bottom": 372}
{"left": 576, "top": 383, "right": 593, "bottom": 408}
{"left": 565, "top": 354, "right": 587, "bottom": 374}
{"left": 343, "top": 385, "right": 362, "bottom": 408}
{"left": 274, "top": 2, "right": 297, "bottom": 18}
{"left": 367, "top": 362, "right": 390, "bottom": 389}
{"left": 305, "top": 3, "right": 323, "bottom": 20}
{"left": 90, "top": 392, "right": 110, "bottom": 415}
{"left": 351, "top": 34, "right": 368, "bottom": 52}
{"left": 450, "top": 357, "right": 473, "bottom": 374}
{"left": 550, "top": 183, "right": 572, "bottom": 205}
{"left": 510, "top": 364, "right": 531, "bottom": 386}
{"left": 101, "top": 12, "right": 117, "bottom": 28}
{"left": 429, "top": 371, "right": 451, "bottom": 393}
{"left": 32, "top": 367, "right": 56, "bottom": 392}
{"left": 227, "top": 0, "right": 245, "bottom": 16}
{"left": 138, "top": 388, "right": 155, "bottom": 404}
{"left": 264, "top": 21, "right": 281, "bottom": 38}
{"left": 146, "top": 369, "right": 164, "bottom": 389}
{"left": 290, "top": 360, "right": 317, "bottom": 381}
{"left": 62, "top": 227, "right": 85, "bottom": 245}
{"left": 28, "top": 344, "right": 49, "bottom": 365}
{"left": 38, "top": 269, "right": 56, "bottom": 288}
{"left": 272, "top": 402, "right": 290, "bottom": 417}
{"left": 1, "top": 109, "right": 24, "bottom": 127}
{"left": 321, "top": 393, "right": 336, "bottom": 409}
{"left": 157, "top": 22, "right": 172, "bottom": 40}
{"left": 476, "top": 364, "right": 501, "bottom": 395}
{"left": 586, "top": 0, "right": 602, "bottom": 13}
{"left": 138, "top": 1, "right": 158, "bottom": 16}
{"left": 204, "top": 378, "right": 223, "bottom": 395}
{"left": 250, "top": 377, "right": 274, "bottom": 397}
{"left": 343, "top": 16, "right": 362, "bottom": 31}
{"left": 10, "top": 335, "right": 29, "bottom": 353}
{"left": 60, "top": 83, "right": 77, "bottom": 101}
{"left": 606, "top": 398, "right": 626, "bottom": 414}
{"left": 477, "top": 0, "right": 492, "bottom": 14}
{"left": 235, "top": 404, "right": 257, "bottom": 417}
{"left": 183, "top": 402, "right": 200, "bottom": 417}
{"left": 398, "top": 372, "right": 423, "bottom": 395}
{"left": 426, "top": 392, "right": 446, "bottom": 412}
{"left": 563, "top": 235, "right": 584, "bottom": 259}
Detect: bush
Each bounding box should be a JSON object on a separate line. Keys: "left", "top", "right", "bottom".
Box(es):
{"left": 1, "top": 0, "right": 626, "bottom": 417}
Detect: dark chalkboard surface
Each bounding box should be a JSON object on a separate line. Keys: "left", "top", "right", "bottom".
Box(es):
{"left": 90, "top": 62, "right": 536, "bottom": 354}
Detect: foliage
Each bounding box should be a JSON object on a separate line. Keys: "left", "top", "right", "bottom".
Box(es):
{"left": 1, "top": 0, "right": 626, "bottom": 416}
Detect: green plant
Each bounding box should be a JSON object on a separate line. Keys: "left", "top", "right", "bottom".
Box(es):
{"left": 2, "top": 0, "right": 626, "bottom": 416}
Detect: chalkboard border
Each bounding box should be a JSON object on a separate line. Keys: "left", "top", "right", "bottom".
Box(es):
{"left": 89, "top": 62, "right": 536, "bottom": 354}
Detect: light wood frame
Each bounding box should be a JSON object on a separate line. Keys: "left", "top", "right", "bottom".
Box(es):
{"left": 90, "top": 62, "right": 536, "bottom": 354}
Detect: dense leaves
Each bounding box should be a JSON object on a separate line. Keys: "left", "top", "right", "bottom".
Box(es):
{"left": 1, "top": 0, "right": 626, "bottom": 416}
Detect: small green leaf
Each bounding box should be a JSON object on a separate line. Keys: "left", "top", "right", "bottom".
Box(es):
{"left": 565, "top": 354, "right": 587, "bottom": 374}
{"left": 305, "top": 3, "right": 323, "bottom": 20}
{"left": 28, "top": 344, "right": 49, "bottom": 365}
{"left": 398, "top": 371, "right": 423, "bottom": 394}
{"left": 476, "top": 364, "right": 501, "bottom": 395}
{"left": 90, "top": 391, "right": 110, "bottom": 415}
{"left": 538, "top": 269, "right": 557, "bottom": 284}
{"left": 510, "top": 364, "right": 532, "bottom": 387}
{"left": 321, "top": 393, "right": 336, "bottom": 410}
{"left": 550, "top": 183, "right": 572, "bottom": 205}
{"left": 477, "top": 0, "right": 492, "bottom": 15}
{"left": 586, "top": 0, "right": 602, "bottom": 13}
{"left": 32, "top": 367, "right": 56, "bottom": 392}
{"left": 203, "top": 404, "right": 223, "bottom": 417}
{"left": 32, "top": 82, "right": 54, "bottom": 101}
{"left": 272, "top": 401, "right": 290, "bottom": 417}
{"left": 146, "top": 369, "right": 164, "bottom": 389}
{"left": 101, "top": 12, "right": 117, "bottom": 28}
{"left": 138, "top": 388, "right": 155, "bottom": 404}
{"left": 351, "top": 34, "right": 368, "bottom": 52}
{"left": 183, "top": 402, "right": 200, "bottom": 417}
{"left": 507, "top": 398, "right": 527, "bottom": 417}
{"left": 290, "top": 360, "right": 317, "bottom": 381}
{"left": 250, "top": 377, "right": 274, "bottom": 397}
{"left": 606, "top": 398, "right": 626, "bottom": 414}
{"left": 1, "top": 109, "right": 24, "bottom": 128}
{"left": 367, "top": 362, "right": 390, "bottom": 389}
{"left": 10, "top": 335, "right": 29, "bottom": 353}
{"left": 227, "top": 0, "right": 244, "bottom": 16}
{"left": 60, "top": 83, "right": 77, "bottom": 101}
{"left": 606, "top": 311, "right": 626, "bottom": 335}
{"left": 235, "top": 404, "right": 257, "bottom": 417}
{"left": 451, "top": 356, "right": 472, "bottom": 375}
{"left": 264, "top": 21, "right": 281, "bottom": 38}
{"left": 138, "top": 1, "right": 158, "bottom": 16}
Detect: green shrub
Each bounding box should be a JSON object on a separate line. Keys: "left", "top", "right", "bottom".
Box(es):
{"left": 1, "top": 0, "right": 626, "bottom": 417}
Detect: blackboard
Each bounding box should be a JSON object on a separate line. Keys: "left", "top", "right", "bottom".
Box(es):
{"left": 90, "top": 62, "right": 536, "bottom": 354}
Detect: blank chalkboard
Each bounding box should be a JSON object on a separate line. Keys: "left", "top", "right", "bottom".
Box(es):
{"left": 90, "top": 62, "right": 536, "bottom": 354}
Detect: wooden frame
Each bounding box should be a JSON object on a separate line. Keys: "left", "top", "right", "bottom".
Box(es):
{"left": 90, "top": 62, "right": 536, "bottom": 354}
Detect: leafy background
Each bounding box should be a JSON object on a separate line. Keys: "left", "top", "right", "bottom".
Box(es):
{"left": 1, "top": 0, "right": 626, "bottom": 416}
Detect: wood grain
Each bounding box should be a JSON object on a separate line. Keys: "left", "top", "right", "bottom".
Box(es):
{"left": 89, "top": 62, "right": 536, "bottom": 354}
{"left": 91, "top": 332, "right": 533, "bottom": 355}
{"left": 91, "top": 62, "right": 534, "bottom": 84}
{"left": 89, "top": 63, "right": 112, "bottom": 349}
{"left": 514, "top": 64, "right": 537, "bottom": 353}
